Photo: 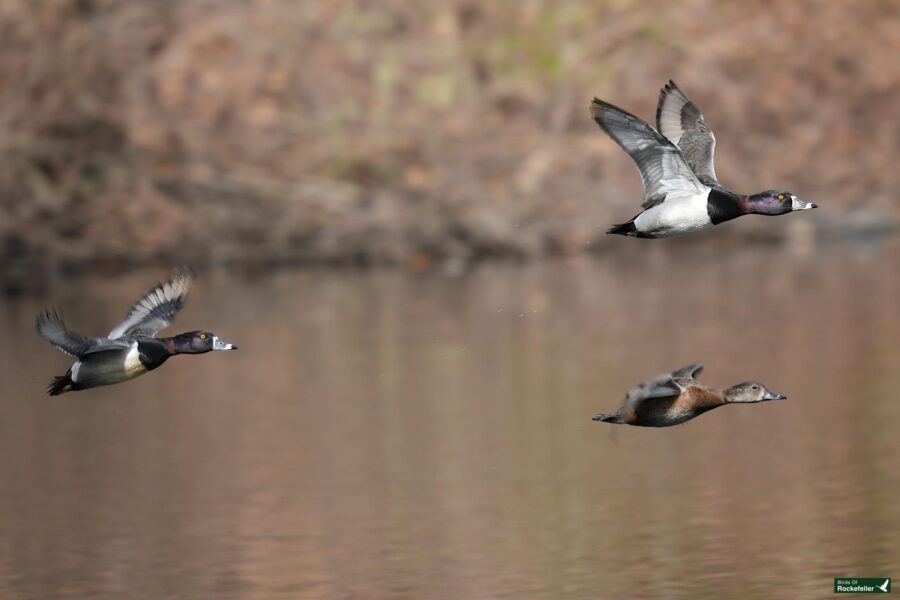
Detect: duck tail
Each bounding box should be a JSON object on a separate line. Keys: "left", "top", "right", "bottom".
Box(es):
{"left": 592, "top": 412, "right": 623, "bottom": 424}
{"left": 607, "top": 220, "right": 639, "bottom": 236}
{"left": 47, "top": 374, "right": 73, "bottom": 396}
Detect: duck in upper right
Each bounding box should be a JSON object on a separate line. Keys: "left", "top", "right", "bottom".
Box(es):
{"left": 591, "top": 81, "right": 817, "bottom": 239}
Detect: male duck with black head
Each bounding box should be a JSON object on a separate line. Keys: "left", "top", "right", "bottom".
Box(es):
{"left": 593, "top": 364, "right": 786, "bottom": 427}
{"left": 37, "top": 269, "right": 237, "bottom": 395}
{"left": 591, "top": 81, "right": 817, "bottom": 238}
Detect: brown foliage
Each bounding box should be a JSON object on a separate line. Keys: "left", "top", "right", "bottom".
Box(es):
{"left": 0, "top": 0, "right": 898, "bottom": 275}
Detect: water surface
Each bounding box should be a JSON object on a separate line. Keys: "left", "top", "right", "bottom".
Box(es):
{"left": 1, "top": 239, "right": 898, "bottom": 599}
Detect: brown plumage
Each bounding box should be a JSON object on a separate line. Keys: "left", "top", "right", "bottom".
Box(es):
{"left": 592, "top": 364, "right": 786, "bottom": 427}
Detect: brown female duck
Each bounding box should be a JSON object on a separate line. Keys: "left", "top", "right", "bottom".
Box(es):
{"left": 592, "top": 364, "right": 786, "bottom": 427}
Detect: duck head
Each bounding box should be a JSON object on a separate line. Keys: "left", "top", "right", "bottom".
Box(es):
{"left": 169, "top": 331, "right": 238, "bottom": 354}
{"left": 723, "top": 381, "right": 787, "bottom": 403}
{"left": 747, "top": 190, "right": 817, "bottom": 215}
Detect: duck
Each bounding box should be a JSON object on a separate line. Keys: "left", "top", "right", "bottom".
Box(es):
{"left": 590, "top": 81, "right": 817, "bottom": 238}
{"left": 592, "top": 363, "right": 786, "bottom": 427}
{"left": 36, "top": 269, "right": 237, "bottom": 395}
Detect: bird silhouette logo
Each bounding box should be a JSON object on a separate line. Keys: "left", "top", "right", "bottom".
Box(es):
{"left": 877, "top": 579, "right": 890, "bottom": 593}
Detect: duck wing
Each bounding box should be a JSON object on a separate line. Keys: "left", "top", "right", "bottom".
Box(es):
{"left": 623, "top": 364, "right": 703, "bottom": 410}
{"left": 591, "top": 98, "right": 706, "bottom": 210}
{"left": 623, "top": 372, "right": 681, "bottom": 411}
{"left": 671, "top": 362, "right": 703, "bottom": 380}
{"left": 108, "top": 269, "right": 192, "bottom": 339}
{"left": 656, "top": 81, "right": 718, "bottom": 186}
{"left": 36, "top": 310, "right": 129, "bottom": 357}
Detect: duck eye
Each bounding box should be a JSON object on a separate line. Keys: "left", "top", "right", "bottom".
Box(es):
{"left": 199, "top": 333, "right": 206, "bottom": 340}
{"left": 777, "top": 194, "right": 785, "bottom": 200}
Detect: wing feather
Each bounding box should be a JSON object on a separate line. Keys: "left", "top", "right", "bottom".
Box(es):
{"left": 591, "top": 97, "right": 706, "bottom": 209}
{"left": 624, "top": 363, "right": 704, "bottom": 411}
{"left": 656, "top": 81, "right": 718, "bottom": 186}
{"left": 36, "top": 310, "right": 99, "bottom": 357}
{"left": 108, "top": 270, "right": 193, "bottom": 339}
{"left": 671, "top": 363, "right": 704, "bottom": 380}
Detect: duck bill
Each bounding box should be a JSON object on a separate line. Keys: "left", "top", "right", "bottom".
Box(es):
{"left": 212, "top": 336, "right": 238, "bottom": 351}
{"left": 763, "top": 389, "right": 787, "bottom": 401}
{"left": 791, "top": 196, "right": 817, "bottom": 210}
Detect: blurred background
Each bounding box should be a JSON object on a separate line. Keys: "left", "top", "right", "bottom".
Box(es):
{"left": 0, "top": 1, "right": 899, "bottom": 599}
{"left": 0, "top": 0, "right": 898, "bottom": 283}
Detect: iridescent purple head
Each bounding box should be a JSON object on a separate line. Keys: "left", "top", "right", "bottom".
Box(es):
{"left": 168, "top": 331, "right": 238, "bottom": 354}
{"left": 747, "top": 189, "right": 817, "bottom": 215}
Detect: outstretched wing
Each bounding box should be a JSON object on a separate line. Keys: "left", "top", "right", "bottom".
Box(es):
{"left": 108, "top": 270, "right": 193, "bottom": 339}
{"left": 671, "top": 363, "right": 703, "bottom": 380}
{"left": 591, "top": 98, "right": 707, "bottom": 209}
{"left": 36, "top": 310, "right": 108, "bottom": 357}
{"left": 624, "top": 363, "right": 703, "bottom": 411}
{"left": 656, "top": 81, "right": 718, "bottom": 186}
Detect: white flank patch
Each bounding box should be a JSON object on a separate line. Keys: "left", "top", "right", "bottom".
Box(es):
{"left": 70, "top": 361, "right": 82, "bottom": 382}
{"left": 635, "top": 188, "right": 713, "bottom": 237}
{"left": 123, "top": 342, "right": 146, "bottom": 377}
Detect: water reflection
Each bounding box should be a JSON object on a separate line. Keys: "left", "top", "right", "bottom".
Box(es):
{"left": 0, "top": 239, "right": 898, "bottom": 599}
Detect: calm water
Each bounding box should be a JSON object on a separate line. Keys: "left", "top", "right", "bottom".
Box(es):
{"left": 1, "top": 239, "right": 899, "bottom": 599}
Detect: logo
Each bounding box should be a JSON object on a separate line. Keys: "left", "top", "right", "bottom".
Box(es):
{"left": 834, "top": 578, "right": 891, "bottom": 593}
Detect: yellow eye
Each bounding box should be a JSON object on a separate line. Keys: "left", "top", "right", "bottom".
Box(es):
{"left": 199, "top": 333, "right": 206, "bottom": 340}
{"left": 777, "top": 194, "right": 785, "bottom": 200}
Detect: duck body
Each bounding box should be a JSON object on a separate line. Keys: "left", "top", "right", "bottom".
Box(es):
{"left": 605, "top": 380, "right": 724, "bottom": 427}
{"left": 593, "top": 364, "right": 786, "bottom": 427}
{"left": 612, "top": 187, "right": 748, "bottom": 238}
{"left": 592, "top": 81, "right": 816, "bottom": 239}
{"left": 37, "top": 270, "right": 237, "bottom": 396}
{"left": 51, "top": 338, "right": 173, "bottom": 394}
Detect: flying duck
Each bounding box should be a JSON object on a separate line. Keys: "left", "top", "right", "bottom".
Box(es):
{"left": 591, "top": 81, "right": 817, "bottom": 238}
{"left": 592, "top": 363, "right": 786, "bottom": 427}
{"left": 37, "top": 270, "right": 237, "bottom": 395}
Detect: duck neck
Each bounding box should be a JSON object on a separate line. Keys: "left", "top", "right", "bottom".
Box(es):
{"left": 160, "top": 334, "right": 190, "bottom": 355}
{"left": 706, "top": 188, "right": 748, "bottom": 224}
